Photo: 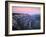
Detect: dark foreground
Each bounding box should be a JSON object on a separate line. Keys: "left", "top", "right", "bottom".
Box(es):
{"left": 12, "top": 13, "right": 40, "bottom": 30}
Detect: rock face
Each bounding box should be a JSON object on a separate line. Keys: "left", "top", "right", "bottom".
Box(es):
{"left": 12, "top": 13, "right": 40, "bottom": 30}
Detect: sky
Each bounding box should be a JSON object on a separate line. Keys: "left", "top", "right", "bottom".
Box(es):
{"left": 12, "top": 6, "right": 40, "bottom": 15}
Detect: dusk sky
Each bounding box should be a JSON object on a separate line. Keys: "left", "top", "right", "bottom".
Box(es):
{"left": 12, "top": 6, "right": 40, "bottom": 15}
